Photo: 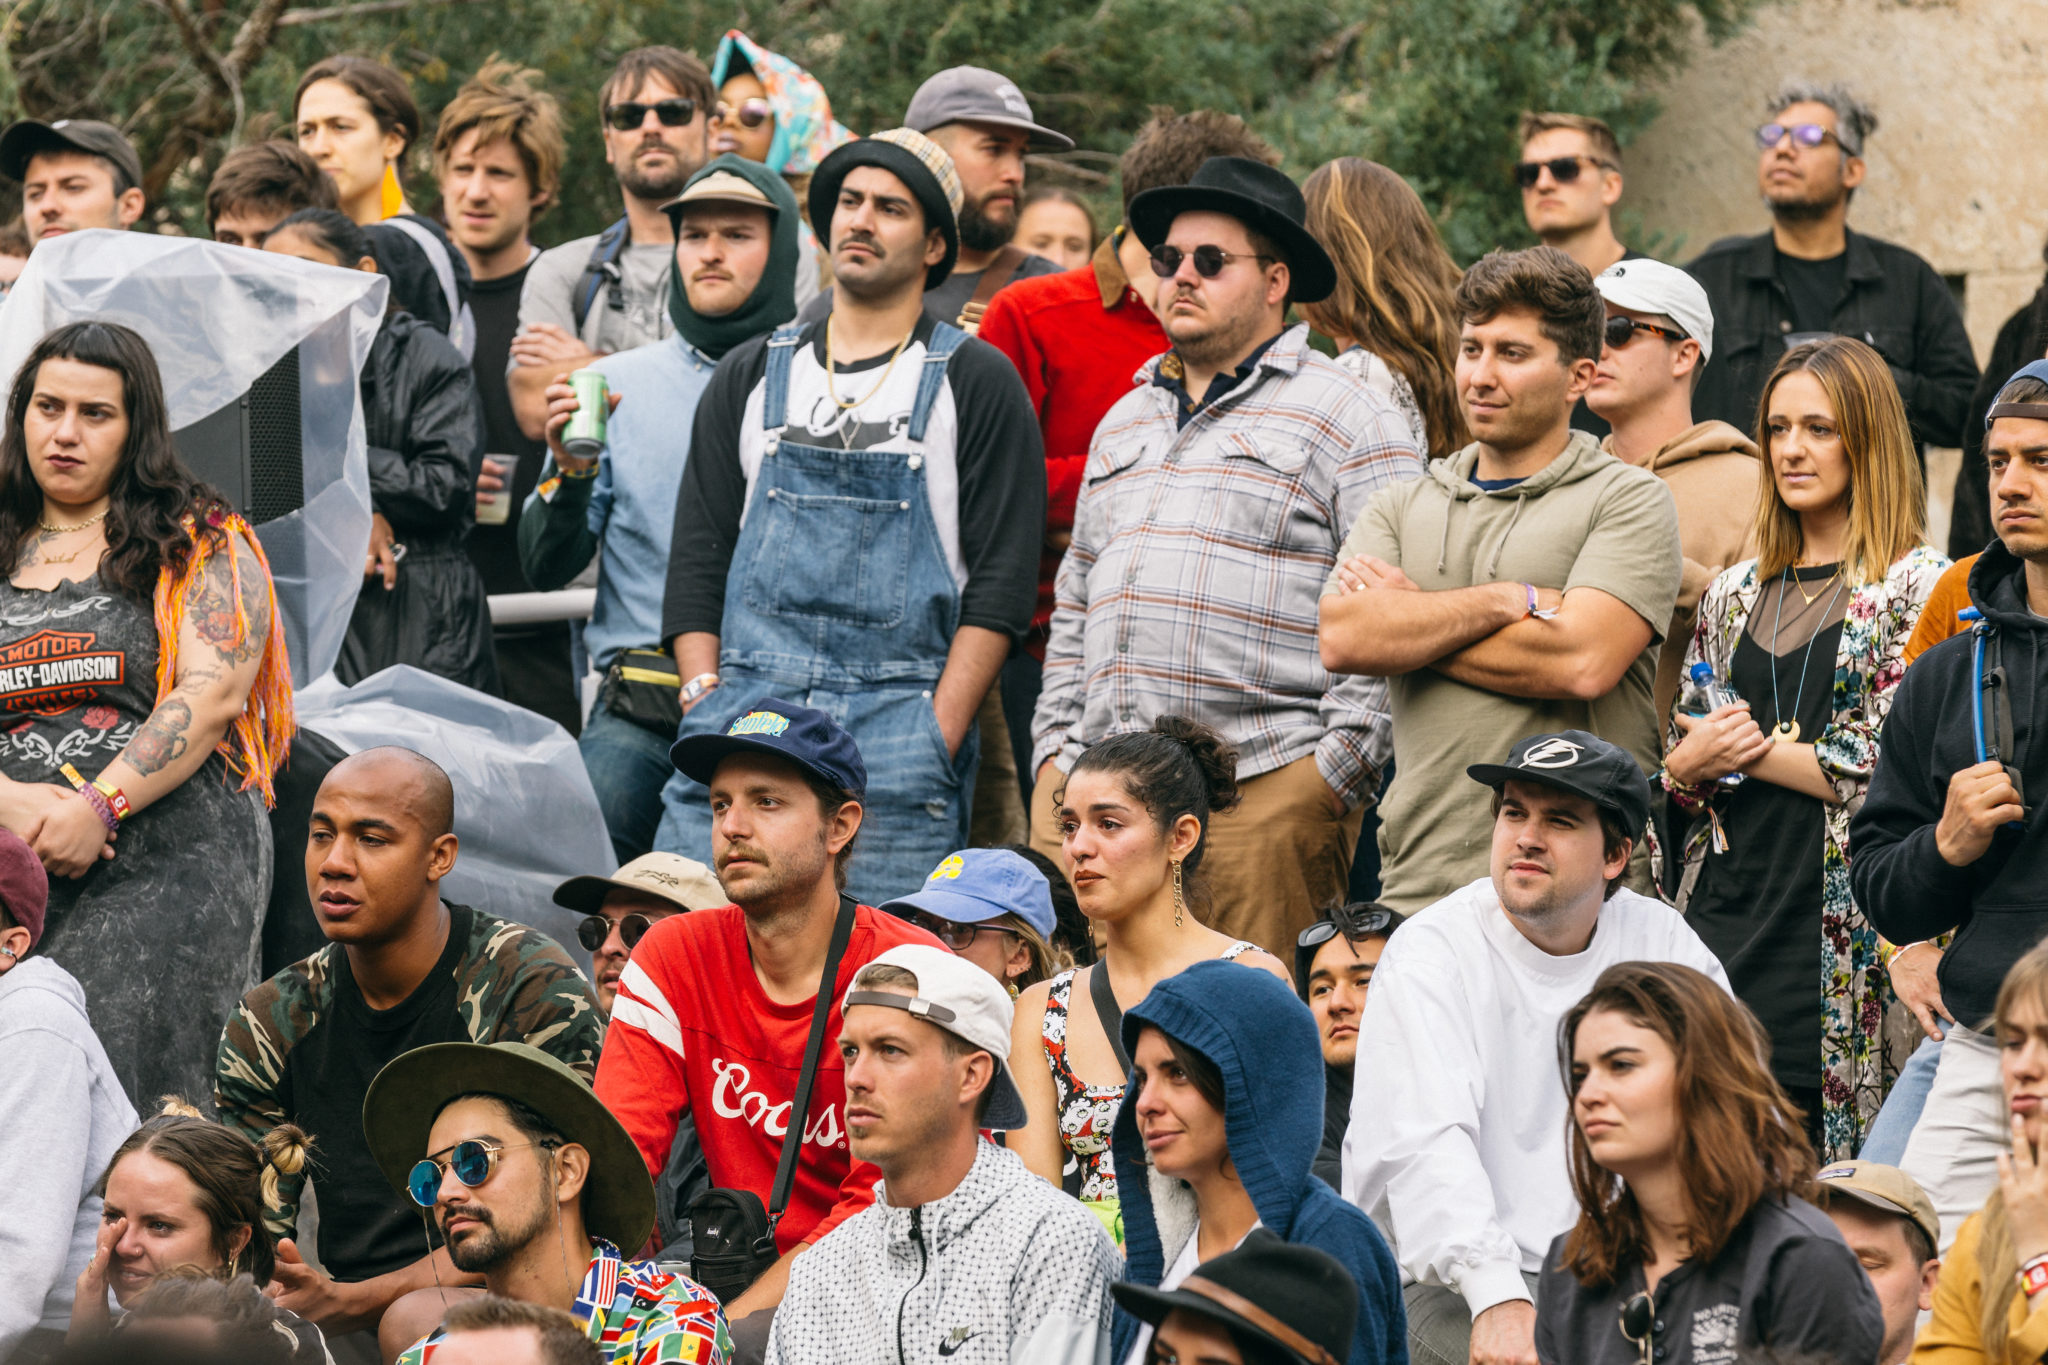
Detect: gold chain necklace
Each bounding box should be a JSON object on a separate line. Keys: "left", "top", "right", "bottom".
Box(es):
{"left": 37, "top": 508, "right": 108, "bottom": 534}
{"left": 1790, "top": 560, "right": 1841, "bottom": 607}
{"left": 824, "top": 319, "right": 914, "bottom": 411}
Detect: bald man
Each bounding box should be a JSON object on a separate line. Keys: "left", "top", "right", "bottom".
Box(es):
{"left": 216, "top": 746, "right": 603, "bottom": 1341}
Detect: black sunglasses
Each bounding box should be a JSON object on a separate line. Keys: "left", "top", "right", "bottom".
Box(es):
{"left": 1619, "top": 1291, "right": 1654, "bottom": 1365}
{"left": 577, "top": 912, "right": 654, "bottom": 952}
{"left": 606, "top": 98, "right": 699, "bottom": 131}
{"left": 1604, "top": 315, "right": 1688, "bottom": 350}
{"left": 1513, "top": 155, "right": 1612, "bottom": 189}
{"left": 1298, "top": 907, "right": 1399, "bottom": 951}
{"left": 1756, "top": 121, "right": 1840, "bottom": 151}
{"left": 1148, "top": 243, "right": 1276, "bottom": 280}
{"left": 892, "top": 908, "right": 1020, "bottom": 952}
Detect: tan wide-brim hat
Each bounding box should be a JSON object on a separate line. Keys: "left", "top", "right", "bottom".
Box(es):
{"left": 552, "top": 852, "right": 726, "bottom": 916}
{"left": 362, "top": 1042, "right": 654, "bottom": 1254}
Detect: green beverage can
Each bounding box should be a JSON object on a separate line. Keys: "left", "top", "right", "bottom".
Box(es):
{"left": 562, "top": 368, "right": 608, "bottom": 459}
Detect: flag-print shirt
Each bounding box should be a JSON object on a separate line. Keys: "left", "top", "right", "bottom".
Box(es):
{"left": 396, "top": 1241, "right": 731, "bottom": 1365}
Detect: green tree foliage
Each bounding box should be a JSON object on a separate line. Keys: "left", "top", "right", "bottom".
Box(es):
{"left": 0, "top": 0, "right": 1761, "bottom": 262}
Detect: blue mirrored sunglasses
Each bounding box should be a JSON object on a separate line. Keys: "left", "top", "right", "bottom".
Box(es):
{"left": 407, "top": 1139, "right": 550, "bottom": 1208}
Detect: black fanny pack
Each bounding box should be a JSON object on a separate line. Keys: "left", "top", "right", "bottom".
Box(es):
{"left": 600, "top": 648, "right": 683, "bottom": 737}
{"left": 689, "top": 894, "right": 855, "bottom": 1304}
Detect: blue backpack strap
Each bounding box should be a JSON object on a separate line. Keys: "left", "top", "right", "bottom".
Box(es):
{"left": 761, "top": 325, "right": 807, "bottom": 433}
{"left": 907, "top": 321, "right": 970, "bottom": 444}
{"left": 571, "top": 217, "right": 632, "bottom": 334}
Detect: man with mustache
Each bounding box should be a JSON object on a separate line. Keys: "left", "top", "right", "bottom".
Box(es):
{"left": 508, "top": 47, "right": 714, "bottom": 439}
{"left": 597, "top": 700, "right": 945, "bottom": 1359}
{"left": 1343, "top": 731, "right": 1725, "bottom": 1365}
{"left": 365, "top": 1040, "right": 731, "bottom": 1364}
{"left": 215, "top": 747, "right": 602, "bottom": 1344}
{"left": 520, "top": 156, "right": 802, "bottom": 864}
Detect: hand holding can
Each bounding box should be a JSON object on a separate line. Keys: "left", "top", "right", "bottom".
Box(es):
{"left": 562, "top": 368, "right": 609, "bottom": 460}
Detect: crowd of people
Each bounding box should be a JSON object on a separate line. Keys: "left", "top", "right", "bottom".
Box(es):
{"left": 1, "top": 32, "right": 2045, "bottom": 1365}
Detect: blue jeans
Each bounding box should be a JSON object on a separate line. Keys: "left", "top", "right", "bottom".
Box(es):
{"left": 1860, "top": 1034, "right": 1943, "bottom": 1165}
{"left": 579, "top": 703, "right": 676, "bottom": 864}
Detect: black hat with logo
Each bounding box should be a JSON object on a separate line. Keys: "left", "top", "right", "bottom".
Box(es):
{"left": 1466, "top": 729, "right": 1652, "bottom": 837}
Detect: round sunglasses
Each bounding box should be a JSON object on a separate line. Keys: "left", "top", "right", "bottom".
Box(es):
{"left": 893, "top": 908, "right": 1020, "bottom": 952}
{"left": 1297, "top": 907, "right": 1399, "bottom": 952}
{"left": 1512, "top": 155, "right": 1614, "bottom": 189}
{"left": 1755, "top": 121, "right": 1841, "bottom": 152}
{"left": 1148, "top": 243, "right": 1276, "bottom": 280}
{"left": 577, "top": 912, "right": 656, "bottom": 953}
{"left": 715, "top": 98, "right": 773, "bottom": 129}
{"left": 605, "top": 97, "right": 699, "bottom": 132}
{"left": 1619, "top": 1290, "right": 1655, "bottom": 1364}
{"left": 1604, "top": 315, "right": 1688, "bottom": 350}
{"left": 407, "top": 1138, "right": 554, "bottom": 1208}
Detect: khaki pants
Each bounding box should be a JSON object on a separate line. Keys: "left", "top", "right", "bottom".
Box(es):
{"left": 1030, "top": 753, "right": 1364, "bottom": 960}
{"left": 968, "top": 686, "right": 1027, "bottom": 847}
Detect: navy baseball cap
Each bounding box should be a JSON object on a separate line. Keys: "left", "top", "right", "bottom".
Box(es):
{"left": 1466, "top": 730, "right": 1652, "bottom": 837}
{"left": 670, "top": 697, "right": 868, "bottom": 797}
{"left": 880, "top": 848, "right": 1057, "bottom": 940}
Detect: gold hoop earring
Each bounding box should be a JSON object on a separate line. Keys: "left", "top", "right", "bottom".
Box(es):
{"left": 1172, "top": 859, "right": 1184, "bottom": 928}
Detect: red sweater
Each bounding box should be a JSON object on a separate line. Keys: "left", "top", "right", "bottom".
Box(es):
{"left": 978, "top": 235, "right": 1168, "bottom": 657}
{"left": 595, "top": 903, "right": 943, "bottom": 1253}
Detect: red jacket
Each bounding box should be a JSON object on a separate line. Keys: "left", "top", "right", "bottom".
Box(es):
{"left": 596, "top": 902, "right": 943, "bottom": 1253}
{"left": 978, "top": 234, "right": 1168, "bottom": 657}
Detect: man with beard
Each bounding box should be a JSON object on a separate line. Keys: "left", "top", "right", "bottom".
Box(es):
{"left": 1031, "top": 155, "right": 1424, "bottom": 958}
{"left": 655, "top": 132, "right": 1043, "bottom": 899}
{"left": 597, "top": 700, "right": 946, "bottom": 1357}
{"left": 1342, "top": 732, "right": 1726, "bottom": 1365}
{"left": 1686, "top": 82, "right": 1975, "bottom": 451}
{"left": 364, "top": 1040, "right": 732, "bottom": 1364}
{"left": 1319, "top": 246, "right": 1681, "bottom": 917}
{"left": 795, "top": 68, "right": 1070, "bottom": 332}
{"left": 508, "top": 48, "right": 714, "bottom": 439}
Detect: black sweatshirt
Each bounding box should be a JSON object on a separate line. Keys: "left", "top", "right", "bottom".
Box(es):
{"left": 1849, "top": 542, "right": 2048, "bottom": 1026}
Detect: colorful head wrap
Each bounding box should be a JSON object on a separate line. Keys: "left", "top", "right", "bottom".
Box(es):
{"left": 709, "top": 30, "right": 856, "bottom": 177}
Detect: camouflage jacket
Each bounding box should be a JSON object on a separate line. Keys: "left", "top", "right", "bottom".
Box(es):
{"left": 216, "top": 902, "right": 603, "bottom": 1241}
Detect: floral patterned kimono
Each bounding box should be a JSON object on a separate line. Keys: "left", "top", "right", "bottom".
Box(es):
{"left": 1663, "top": 546, "right": 1947, "bottom": 1157}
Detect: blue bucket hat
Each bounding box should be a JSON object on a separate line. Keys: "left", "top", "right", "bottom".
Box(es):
{"left": 670, "top": 697, "right": 868, "bottom": 797}
{"left": 879, "top": 848, "right": 1057, "bottom": 940}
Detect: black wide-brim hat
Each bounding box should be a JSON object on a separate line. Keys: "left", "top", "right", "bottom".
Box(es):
{"left": 1110, "top": 1230, "right": 1356, "bottom": 1365}
{"left": 1127, "top": 155, "right": 1337, "bottom": 304}
{"left": 362, "top": 1042, "right": 655, "bottom": 1254}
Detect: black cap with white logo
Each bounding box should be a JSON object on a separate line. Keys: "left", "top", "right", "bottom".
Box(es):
{"left": 1466, "top": 730, "right": 1652, "bottom": 837}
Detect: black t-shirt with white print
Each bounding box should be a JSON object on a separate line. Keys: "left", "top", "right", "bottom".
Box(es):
{"left": 660, "top": 312, "right": 1044, "bottom": 646}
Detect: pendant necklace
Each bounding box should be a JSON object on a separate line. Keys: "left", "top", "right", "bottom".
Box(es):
{"left": 1767, "top": 565, "right": 1847, "bottom": 744}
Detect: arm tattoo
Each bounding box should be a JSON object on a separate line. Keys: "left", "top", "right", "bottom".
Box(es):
{"left": 126, "top": 697, "right": 192, "bottom": 775}
{"left": 188, "top": 542, "right": 272, "bottom": 667}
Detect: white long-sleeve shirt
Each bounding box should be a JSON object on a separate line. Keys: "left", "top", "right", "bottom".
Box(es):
{"left": 1341, "top": 878, "right": 1728, "bottom": 1319}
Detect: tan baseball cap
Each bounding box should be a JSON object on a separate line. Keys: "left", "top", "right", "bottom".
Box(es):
{"left": 1815, "top": 1159, "right": 1939, "bottom": 1250}
{"left": 662, "top": 168, "right": 775, "bottom": 214}
{"left": 552, "top": 852, "right": 725, "bottom": 916}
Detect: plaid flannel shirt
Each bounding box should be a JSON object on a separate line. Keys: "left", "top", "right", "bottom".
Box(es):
{"left": 1031, "top": 324, "right": 1424, "bottom": 804}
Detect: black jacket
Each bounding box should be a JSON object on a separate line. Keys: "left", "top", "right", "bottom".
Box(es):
{"left": 1685, "top": 228, "right": 1978, "bottom": 451}
{"left": 337, "top": 310, "right": 499, "bottom": 693}
{"left": 1948, "top": 281, "right": 2048, "bottom": 559}
{"left": 1849, "top": 543, "right": 2048, "bottom": 1026}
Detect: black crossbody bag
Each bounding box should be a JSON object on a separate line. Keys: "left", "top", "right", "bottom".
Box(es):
{"left": 688, "top": 894, "right": 856, "bottom": 1303}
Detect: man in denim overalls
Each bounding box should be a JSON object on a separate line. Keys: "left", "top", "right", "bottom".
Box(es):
{"left": 657, "top": 129, "right": 1046, "bottom": 904}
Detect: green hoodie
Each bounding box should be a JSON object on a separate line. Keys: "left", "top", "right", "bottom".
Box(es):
{"left": 665, "top": 154, "right": 800, "bottom": 358}
{"left": 1331, "top": 430, "right": 1682, "bottom": 914}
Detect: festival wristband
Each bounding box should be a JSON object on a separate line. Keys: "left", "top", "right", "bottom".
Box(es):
{"left": 79, "top": 784, "right": 118, "bottom": 836}
{"left": 2020, "top": 1254, "right": 2048, "bottom": 1297}
{"left": 59, "top": 763, "right": 87, "bottom": 791}
{"left": 91, "top": 778, "right": 132, "bottom": 823}
{"left": 1524, "top": 582, "right": 1559, "bottom": 621}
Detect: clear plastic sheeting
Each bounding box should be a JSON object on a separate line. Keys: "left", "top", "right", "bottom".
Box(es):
{"left": 0, "top": 229, "right": 384, "bottom": 685}
{"left": 293, "top": 665, "right": 612, "bottom": 956}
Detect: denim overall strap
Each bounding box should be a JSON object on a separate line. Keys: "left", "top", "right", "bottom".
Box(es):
{"left": 907, "top": 321, "right": 969, "bottom": 444}
{"left": 760, "top": 325, "right": 805, "bottom": 433}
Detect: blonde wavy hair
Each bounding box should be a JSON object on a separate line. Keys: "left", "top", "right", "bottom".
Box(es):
{"left": 1974, "top": 940, "right": 2048, "bottom": 1356}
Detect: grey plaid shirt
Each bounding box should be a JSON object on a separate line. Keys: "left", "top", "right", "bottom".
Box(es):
{"left": 1031, "top": 324, "right": 1425, "bottom": 804}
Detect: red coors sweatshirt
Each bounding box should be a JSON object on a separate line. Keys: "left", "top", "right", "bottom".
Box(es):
{"left": 595, "top": 903, "right": 944, "bottom": 1253}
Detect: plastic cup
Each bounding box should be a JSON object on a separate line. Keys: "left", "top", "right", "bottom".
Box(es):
{"left": 476, "top": 453, "right": 522, "bottom": 526}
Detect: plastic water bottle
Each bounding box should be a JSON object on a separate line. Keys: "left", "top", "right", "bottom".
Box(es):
{"left": 1679, "top": 661, "right": 1746, "bottom": 787}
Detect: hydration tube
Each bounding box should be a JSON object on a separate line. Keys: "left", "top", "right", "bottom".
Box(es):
{"left": 1962, "top": 607, "right": 1988, "bottom": 765}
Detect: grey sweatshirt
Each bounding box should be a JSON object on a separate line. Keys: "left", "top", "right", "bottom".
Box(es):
{"left": 0, "top": 956, "right": 138, "bottom": 1352}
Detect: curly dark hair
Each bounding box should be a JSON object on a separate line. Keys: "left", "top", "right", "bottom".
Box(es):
{"left": 0, "top": 321, "right": 230, "bottom": 601}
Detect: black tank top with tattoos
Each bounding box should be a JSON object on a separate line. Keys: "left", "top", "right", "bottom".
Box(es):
{"left": 0, "top": 571, "right": 273, "bottom": 1112}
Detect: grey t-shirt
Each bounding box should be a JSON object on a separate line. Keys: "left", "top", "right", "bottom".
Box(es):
{"left": 516, "top": 234, "right": 673, "bottom": 356}
{"left": 796, "top": 250, "right": 1063, "bottom": 327}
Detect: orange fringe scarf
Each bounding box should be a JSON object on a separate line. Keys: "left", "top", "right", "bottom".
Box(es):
{"left": 150, "top": 508, "right": 295, "bottom": 808}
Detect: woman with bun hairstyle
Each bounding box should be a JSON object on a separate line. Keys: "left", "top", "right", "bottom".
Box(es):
{"left": 1009, "top": 717, "right": 1290, "bottom": 1228}
{"left": 66, "top": 1101, "right": 328, "bottom": 1364}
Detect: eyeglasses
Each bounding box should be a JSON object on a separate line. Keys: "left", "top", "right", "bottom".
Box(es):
{"left": 605, "top": 98, "right": 699, "bottom": 131}
{"left": 1298, "top": 907, "right": 1399, "bottom": 952}
{"left": 893, "top": 908, "right": 1020, "bottom": 952}
{"left": 576, "top": 912, "right": 655, "bottom": 953}
{"left": 1603, "top": 315, "right": 1688, "bottom": 350}
{"left": 1619, "top": 1291, "right": 1655, "bottom": 1365}
{"left": 406, "top": 1139, "right": 554, "bottom": 1208}
{"left": 1756, "top": 122, "right": 1841, "bottom": 151}
{"left": 715, "top": 98, "right": 772, "bottom": 129}
{"left": 1148, "top": 244, "right": 1276, "bottom": 280}
{"left": 1513, "top": 155, "right": 1614, "bottom": 189}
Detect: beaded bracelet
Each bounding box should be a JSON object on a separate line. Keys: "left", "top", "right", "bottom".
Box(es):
{"left": 78, "top": 783, "right": 118, "bottom": 836}
{"left": 2021, "top": 1254, "right": 2048, "bottom": 1298}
